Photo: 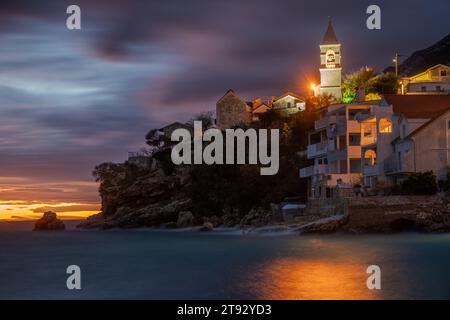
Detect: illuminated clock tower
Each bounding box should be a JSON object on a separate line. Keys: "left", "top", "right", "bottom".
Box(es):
{"left": 319, "top": 18, "right": 342, "bottom": 102}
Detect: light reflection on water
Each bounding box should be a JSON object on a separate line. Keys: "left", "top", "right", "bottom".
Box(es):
{"left": 243, "top": 238, "right": 385, "bottom": 299}
{"left": 249, "top": 258, "right": 380, "bottom": 299}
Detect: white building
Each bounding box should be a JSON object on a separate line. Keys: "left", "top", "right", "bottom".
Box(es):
{"left": 300, "top": 100, "right": 381, "bottom": 199}
{"left": 315, "top": 19, "right": 342, "bottom": 102}
{"left": 300, "top": 94, "right": 450, "bottom": 199}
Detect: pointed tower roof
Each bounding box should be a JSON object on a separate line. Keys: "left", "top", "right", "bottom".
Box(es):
{"left": 321, "top": 18, "right": 339, "bottom": 45}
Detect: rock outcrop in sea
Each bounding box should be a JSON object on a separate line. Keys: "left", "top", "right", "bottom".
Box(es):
{"left": 77, "top": 155, "right": 283, "bottom": 230}
{"left": 34, "top": 211, "right": 66, "bottom": 231}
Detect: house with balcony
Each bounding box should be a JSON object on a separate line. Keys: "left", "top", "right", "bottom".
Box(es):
{"left": 300, "top": 100, "right": 382, "bottom": 199}
{"left": 300, "top": 94, "right": 450, "bottom": 199}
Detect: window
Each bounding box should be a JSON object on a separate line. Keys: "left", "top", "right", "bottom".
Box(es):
{"left": 379, "top": 118, "right": 392, "bottom": 133}
{"left": 436, "top": 86, "right": 442, "bottom": 92}
{"left": 363, "top": 124, "right": 373, "bottom": 137}
{"left": 441, "top": 70, "right": 447, "bottom": 77}
{"left": 350, "top": 159, "right": 361, "bottom": 173}
{"left": 364, "top": 149, "right": 377, "bottom": 166}
{"left": 349, "top": 134, "right": 361, "bottom": 146}
{"left": 326, "top": 50, "right": 336, "bottom": 68}
{"left": 421, "top": 86, "right": 427, "bottom": 92}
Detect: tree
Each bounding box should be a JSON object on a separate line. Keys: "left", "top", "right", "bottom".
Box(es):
{"left": 368, "top": 72, "right": 398, "bottom": 95}
{"left": 145, "top": 128, "right": 166, "bottom": 150}
{"left": 342, "top": 67, "right": 375, "bottom": 103}
{"left": 342, "top": 68, "right": 398, "bottom": 103}
{"left": 92, "top": 162, "right": 122, "bottom": 183}
{"left": 259, "top": 108, "right": 284, "bottom": 128}
{"left": 401, "top": 171, "right": 438, "bottom": 195}
{"left": 189, "top": 111, "right": 214, "bottom": 129}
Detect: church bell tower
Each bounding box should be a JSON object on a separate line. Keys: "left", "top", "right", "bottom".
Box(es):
{"left": 319, "top": 18, "right": 342, "bottom": 102}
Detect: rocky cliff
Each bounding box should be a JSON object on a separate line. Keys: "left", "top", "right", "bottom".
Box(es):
{"left": 77, "top": 155, "right": 283, "bottom": 229}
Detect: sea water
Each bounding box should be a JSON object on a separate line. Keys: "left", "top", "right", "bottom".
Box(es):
{"left": 1, "top": 221, "right": 450, "bottom": 299}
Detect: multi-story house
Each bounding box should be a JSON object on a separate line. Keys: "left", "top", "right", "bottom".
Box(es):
{"left": 300, "top": 100, "right": 381, "bottom": 199}
{"left": 382, "top": 95, "right": 450, "bottom": 184}
{"left": 400, "top": 64, "right": 450, "bottom": 95}
{"left": 301, "top": 94, "right": 450, "bottom": 199}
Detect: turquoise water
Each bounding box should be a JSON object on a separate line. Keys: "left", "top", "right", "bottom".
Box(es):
{"left": 1, "top": 221, "right": 450, "bottom": 299}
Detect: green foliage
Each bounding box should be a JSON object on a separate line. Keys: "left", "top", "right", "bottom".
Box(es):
{"left": 342, "top": 91, "right": 357, "bottom": 103}
{"left": 342, "top": 67, "right": 375, "bottom": 93}
{"left": 152, "top": 148, "right": 176, "bottom": 175}
{"left": 188, "top": 155, "right": 305, "bottom": 217}
{"left": 342, "top": 67, "right": 399, "bottom": 101}
{"left": 368, "top": 72, "right": 398, "bottom": 94}
{"left": 401, "top": 171, "right": 438, "bottom": 195}
{"left": 258, "top": 108, "right": 284, "bottom": 127}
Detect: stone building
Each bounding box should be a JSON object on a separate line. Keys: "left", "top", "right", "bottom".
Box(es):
{"left": 216, "top": 89, "right": 252, "bottom": 130}
{"left": 215, "top": 90, "right": 305, "bottom": 129}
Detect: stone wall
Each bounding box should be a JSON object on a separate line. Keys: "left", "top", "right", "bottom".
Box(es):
{"left": 343, "top": 195, "right": 450, "bottom": 232}
{"left": 301, "top": 194, "right": 450, "bottom": 233}
{"left": 216, "top": 91, "right": 251, "bottom": 129}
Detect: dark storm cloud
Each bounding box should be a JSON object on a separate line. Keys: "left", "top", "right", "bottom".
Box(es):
{"left": 0, "top": 0, "right": 448, "bottom": 205}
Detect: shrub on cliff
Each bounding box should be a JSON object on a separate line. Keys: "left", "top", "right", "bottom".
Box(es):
{"left": 401, "top": 171, "right": 438, "bottom": 195}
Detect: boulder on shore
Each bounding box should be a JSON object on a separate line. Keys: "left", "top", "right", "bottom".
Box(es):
{"left": 177, "top": 211, "right": 194, "bottom": 228}
{"left": 199, "top": 222, "right": 214, "bottom": 232}
{"left": 34, "top": 211, "right": 66, "bottom": 231}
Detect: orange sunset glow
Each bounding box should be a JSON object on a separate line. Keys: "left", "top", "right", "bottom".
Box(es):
{"left": 0, "top": 200, "right": 99, "bottom": 221}
{"left": 0, "top": 177, "right": 100, "bottom": 221}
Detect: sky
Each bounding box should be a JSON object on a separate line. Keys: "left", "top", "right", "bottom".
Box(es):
{"left": 0, "top": 0, "right": 448, "bottom": 220}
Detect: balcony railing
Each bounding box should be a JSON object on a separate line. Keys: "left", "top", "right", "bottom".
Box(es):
{"left": 307, "top": 142, "right": 328, "bottom": 158}
{"left": 384, "top": 154, "right": 401, "bottom": 174}
{"left": 314, "top": 117, "right": 328, "bottom": 130}
{"left": 361, "top": 135, "right": 376, "bottom": 146}
{"left": 299, "top": 164, "right": 328, "bottom": 178}
{"left": 363, "top": 164, "right": 378, "bottom": 176}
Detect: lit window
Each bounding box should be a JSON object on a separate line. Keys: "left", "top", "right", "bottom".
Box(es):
{"left": 379, "top": 118, "right": 392, "bottom": 133}
{"left": 364, "top": 149, "right": 377, "bottom": 166}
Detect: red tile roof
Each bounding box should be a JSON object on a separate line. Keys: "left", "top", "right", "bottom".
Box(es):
{"left": 384, "top": 94, "right": 450, "bottom": 119}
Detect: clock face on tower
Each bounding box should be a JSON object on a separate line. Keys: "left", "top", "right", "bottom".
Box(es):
{"left": 326, "top": 49, "right": 336, "bottom": 68}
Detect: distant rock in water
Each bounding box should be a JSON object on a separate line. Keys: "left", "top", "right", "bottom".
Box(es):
{"left": 33, "top": 211, "right": 66, "bottom": 231}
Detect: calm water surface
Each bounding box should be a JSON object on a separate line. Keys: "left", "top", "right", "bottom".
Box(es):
{"left": 1, "top": 221, "right": 450, "bottom": 299}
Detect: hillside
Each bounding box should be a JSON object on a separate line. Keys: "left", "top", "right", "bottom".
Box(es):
{"left": 385, "top": 34, "right": 450, "bottom": 76}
